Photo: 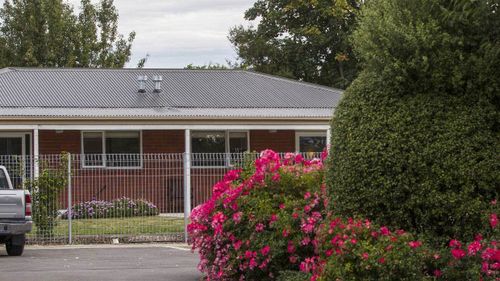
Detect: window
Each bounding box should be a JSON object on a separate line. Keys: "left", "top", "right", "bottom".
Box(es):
{"left": 191, "top": 131, "right": 249, "bottom": 167}
{"left": 0, "top": 169, "right": 9, "bottom": 189}
{"left": 296, "top": 131, "right": 327, "bottom": 157}
{"left": 82, "top": 132, "right": 104, "bottom": 167}
{"left": 82, "top": 131, "right": 141, "bottom": 168}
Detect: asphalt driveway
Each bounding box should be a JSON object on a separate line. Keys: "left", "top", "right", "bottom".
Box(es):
{"left": 0, "top": 244, "right": 202, "bottom": 281}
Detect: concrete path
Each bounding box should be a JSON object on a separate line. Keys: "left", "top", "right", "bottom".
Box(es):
{"left": 0, "top": 244, "right": 202, "bottom": 281}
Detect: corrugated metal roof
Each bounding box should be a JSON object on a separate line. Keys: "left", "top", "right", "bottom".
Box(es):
{"left": 0, "top": 107, "right": 333, "bottom": 119}
{"left": 0, "top": 68, "right": 342, "bottom": 119}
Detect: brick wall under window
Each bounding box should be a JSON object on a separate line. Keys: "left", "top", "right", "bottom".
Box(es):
{"left": 250, "top": 130, "right": 296, "bottom": 153}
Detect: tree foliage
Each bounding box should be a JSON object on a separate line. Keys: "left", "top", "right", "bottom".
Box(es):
{"left": 0, "top": 0, "right": 135, "bottom": 68}
{"left": 328, "top": 0, "right": 500, "bottom": 244}
{"left": 229, "top": 0, "right": 363, "bottom": 89}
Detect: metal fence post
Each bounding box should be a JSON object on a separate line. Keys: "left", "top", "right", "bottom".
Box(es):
{"left": 183, "top": 152, "right": 192, "bottom": 243}
{"left": 67, "top": 153, "right": 72, "bottom": 245}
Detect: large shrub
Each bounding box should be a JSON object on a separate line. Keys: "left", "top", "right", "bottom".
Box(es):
{"left": 188, "top": 150, "right": 329, "bottom": 280}
{"left": 190, "top": 150, "right": 499, "bottom": 280}
{"left": 327, "top": 0, "right": 500, "bottom": 243}
{"left": 313, "top": 214, "right": 500, "bottom": 281}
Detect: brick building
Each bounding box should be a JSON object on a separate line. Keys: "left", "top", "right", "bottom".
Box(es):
{"left": 0, "top": 68, "right": 342, "bottom": 212}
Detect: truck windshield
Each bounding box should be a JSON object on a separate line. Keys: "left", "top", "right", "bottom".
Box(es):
{"left": 0, "top": 170, "right": 9, "bottom": 189}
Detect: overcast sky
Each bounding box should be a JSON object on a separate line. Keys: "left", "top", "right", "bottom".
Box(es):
{"left": 66, "top": 0, "right": 256, "bottom": 68}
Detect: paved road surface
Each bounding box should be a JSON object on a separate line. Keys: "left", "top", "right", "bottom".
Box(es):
{"left": 0, "top": 244, "right": 201, "bottom": 281}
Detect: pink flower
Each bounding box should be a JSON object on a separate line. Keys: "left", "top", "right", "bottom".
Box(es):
{"left": 287, "top": 242, "right": 296, "bottom": 254}
{"left": 271, "top": 173, "right": 280, "bottom": 182}
{"left": 490, "top": 213, "right": 498, "bottom": 228}
{"left": 289, "top": 255, "right": 298, "bottom": 263}
{"left": 232, "top": 212, "right": 243, "bottom": 224}
{"left": 449, "top": 239, "right": 461, "bottom": 249}
{"left": 451, "top": 248, "right": 466, "bottom": 260}
{"left": 260, "top": 245, "right": 270, "bottom": 256}
{"left": 269, "top": 214, "right": 278, "bottom": 224}
{"left": 362, "top": 252, "right": 369, "bottom": 260}
{"left": 395, "top": 229, "right": 406, "bottom": 236}
{"left": 433, "top": 269, "right": 442, "bottom": 277}
{"left": 249, "top": 258, "right": 257, "bottom": 269}
{"left": 304, "top": 192, "right": 311, "bottom": 200}
{"left": 301, "top": 237, "right": 311, "bottom": 246}
{"left": 475, "top": 234, "right": 483, "bottom": 241}
{"left": 279, "top": 203, "right": 285, "bottom": 209}
{"left": 408, "top": 241, "right": 422, "bottom": 249}
{"left": 378, "top": 257, "right": 385, "bottom": 264}
{"left": 481, "top": 262, "right": 489, "bottom": 273}
{"left": 244, "top": 250, "right": 256, "bottom": 259}
{"left": 255, "top": 223, "right": 265, "bottom": 232}
{"left": 467, "top": 241, "right": 481, "bottom": 256}
{"left": 233, "top": 240, "right": 242, "bottom": 250}
{"left": 380, "top": 226, "right": 390, "bottom": 236}
{"left": 282, "top": 229, "right": 289, "bottom": 237}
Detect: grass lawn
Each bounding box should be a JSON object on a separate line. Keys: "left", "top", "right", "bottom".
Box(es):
{"left": 29, "top": 216, "right": 185, "bottom": 237}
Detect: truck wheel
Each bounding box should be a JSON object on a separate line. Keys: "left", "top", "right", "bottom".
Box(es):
{"left": 6, "top": 235, "right": 25, "bottom": 256}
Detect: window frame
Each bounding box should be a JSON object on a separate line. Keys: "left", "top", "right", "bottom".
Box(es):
{"left": 295, "top": 131, "right": 327, "bottom": 153}
{"left": 81, "top": 130, "right": 143, "bottom": 169}
{"left": 191, "top": 130, "right": 250, "bottom": 168}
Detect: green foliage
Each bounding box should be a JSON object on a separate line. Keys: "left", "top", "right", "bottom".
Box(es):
{"left": 0, "top": 0, "right": 135, "bottom": 68}
{"left": 229, "top": 0, "right": 363, "bottom": 89}
{"left": 27, "top": 154, "right": 68, "bottom": 237}
{"left": 184, "top": 62, "right": 231, "bottom": 70}
{"left": 328, "top": 0, "right": 500, "bottom": 244}
{"left": 276, "top": 270, "right": 311, "bottom": 281}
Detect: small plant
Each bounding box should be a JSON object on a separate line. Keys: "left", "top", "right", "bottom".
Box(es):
{"left": 64, "top": 197, "right": 159, "bottom": 219}
{"left": 26, "top": 153, "right": 68, "bottom": 238}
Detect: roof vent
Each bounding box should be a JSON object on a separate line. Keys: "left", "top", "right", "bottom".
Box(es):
{"left": 152, "top": 75, "right": 162, "bottom": 93}
{"left": 137, "top": 75, "right": 148, "bottom": 93}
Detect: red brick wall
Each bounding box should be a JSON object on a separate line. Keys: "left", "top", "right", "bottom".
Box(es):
{"left": 38, "top": 129, "right": 297, "bottom": 212}
{"left": 142, "top": 130, "right": 184, "bottom": 153}
{"left": 39, "top": 130, "right": 81, "bottom": 154}
{"left": 250, "top": 130, "right": 296, "bottom": 152}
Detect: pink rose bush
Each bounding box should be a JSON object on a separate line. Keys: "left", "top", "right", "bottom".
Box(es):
{"left": 189, "top": 150, "right": 499, "bottom": 280}
{"left": 188, "top": 150, "right": 328, "bottom": 280}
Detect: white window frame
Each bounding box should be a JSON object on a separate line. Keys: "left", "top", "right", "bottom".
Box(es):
{"left": 295, "top": 131, "right": 327, "bottom": 153}
{"left": 0, "top": 132, "right": 32, "bottom": 157}
{"left": 81, "top": 130, "right": 143, "bottom": 169}
{"left": 191, "top": 130, "right": 250, "bottom": 168}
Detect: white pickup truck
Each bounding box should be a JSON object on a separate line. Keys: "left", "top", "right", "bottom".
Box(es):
{"left": 0, "top": 165, "right": 32, "bottom": 256}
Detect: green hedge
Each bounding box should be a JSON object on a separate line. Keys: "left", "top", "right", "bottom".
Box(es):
{"left": 327, "top": 0, "right": 499, "bottom": 244}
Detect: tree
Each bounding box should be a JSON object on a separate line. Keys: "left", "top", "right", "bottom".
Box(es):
{"left": 185, "top": 62, "right": 230, "bottom": 70}
{"left": 229, "top": 0, "right": 363, "bottom": 89}
{"left": 0, "top": 0, "right": 135, "bottom": 68}
{"left": 328, "top": 0, "right": 499, "bottom": 244}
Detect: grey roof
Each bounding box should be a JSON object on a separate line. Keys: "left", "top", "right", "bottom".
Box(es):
{"left": 0, "top": 107, "right": 332, "bottom": 119}
{"left": 0, "top": 68, "right": 342, "bottom": 119}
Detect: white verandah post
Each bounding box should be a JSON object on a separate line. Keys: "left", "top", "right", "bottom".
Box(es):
{"left": 33, "top": 127, "right": 39, "bottom": 179}
{"left": 326, "top": 128, "right": 332, "bottom": 149}
{"left": 183, "top": 129, "right": 192, "bottom": 243}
